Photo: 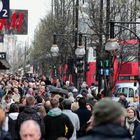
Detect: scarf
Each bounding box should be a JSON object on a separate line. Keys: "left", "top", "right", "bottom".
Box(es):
{"left": 125, "top": 117, "right": 136, "bottom": 136}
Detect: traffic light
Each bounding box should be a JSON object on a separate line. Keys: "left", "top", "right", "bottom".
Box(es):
{"left": 104, "top": 58, "right": 110, "bottom": 76}
{"left": 98, "top": 59, "right": 103, "bottom": 76}
{"left": 105, "top": 59, "right": 109, "bottom": 68}
{"left": 76, "top": 57, "right": 84, "bottom": 73}
{"left": 99, "top": 59, "right": 103, "bottom": 67}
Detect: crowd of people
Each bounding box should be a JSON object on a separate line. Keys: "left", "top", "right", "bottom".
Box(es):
{"left": 0, "top": 73, "right": 139, "bottom": 140}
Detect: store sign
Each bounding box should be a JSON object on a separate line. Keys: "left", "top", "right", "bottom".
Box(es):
{"left": 0, "top": 9, "right": 28, "bottom": 35}
{"left": 0, "top": 0, "right": 9, "bottom": 19}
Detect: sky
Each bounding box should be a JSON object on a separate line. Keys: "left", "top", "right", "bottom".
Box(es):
{"left": 10, "top": 0, "right": 51, "bottom": 43}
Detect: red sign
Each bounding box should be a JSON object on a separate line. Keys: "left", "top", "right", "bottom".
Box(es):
{"left": 0, "top": 9, "right": 28, "bottom": 35}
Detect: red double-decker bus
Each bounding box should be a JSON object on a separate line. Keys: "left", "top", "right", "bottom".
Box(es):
{"left": 86, "top": 40, "right": 139, "bottom": 88}
{"left": 114, "top": 39, "right": 139, "bottom": 84}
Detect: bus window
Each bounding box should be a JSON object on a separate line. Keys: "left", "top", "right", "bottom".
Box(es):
{"left": 122, "top": 87, "right": 129, "bottom": 95}
{"left": 129, "top": 88, "right": 134, "bottom": 97}
{"left": 116, "top": 88, "right": 122, "bottom": 94}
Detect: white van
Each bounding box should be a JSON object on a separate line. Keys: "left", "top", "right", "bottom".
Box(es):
{"left": 113, "top": 82, "right": 139, "bottom": 105}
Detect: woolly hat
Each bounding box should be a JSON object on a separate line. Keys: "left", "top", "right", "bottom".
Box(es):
{"left": 94, "top": 98, "right": 126, "bottom": 125}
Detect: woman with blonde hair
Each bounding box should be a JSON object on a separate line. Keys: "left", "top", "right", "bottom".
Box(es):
{"left": 125, "top": 107, "right": 140, "bottom": 139}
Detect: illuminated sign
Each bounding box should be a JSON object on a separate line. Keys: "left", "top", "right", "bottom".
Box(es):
{"left": 0, "top": 9, "right": 28, "bottom": 35}
{"left": 0, "top": 0, "right": 9, "bottom": 19}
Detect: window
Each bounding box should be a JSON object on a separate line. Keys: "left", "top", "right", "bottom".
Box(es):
{"left": 129, "top": 88, "right": 134, "bottom": 97}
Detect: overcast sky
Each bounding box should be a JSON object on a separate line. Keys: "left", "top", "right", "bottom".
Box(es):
{"left": 10, "top": 0, "right": 51, "bottom": 43}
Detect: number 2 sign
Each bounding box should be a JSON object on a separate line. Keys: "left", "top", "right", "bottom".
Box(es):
{"left": 0, "top": 0, "right": 9, "bottom": 19}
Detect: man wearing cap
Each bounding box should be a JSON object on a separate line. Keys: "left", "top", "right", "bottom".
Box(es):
{"left": 78, "top": 98, "right": 131, "bottom": 140}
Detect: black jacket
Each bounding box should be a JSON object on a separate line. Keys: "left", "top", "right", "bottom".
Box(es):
{"left": 78, "top": 123, "right": 131, "bottom": 140}
{"left": 44, "top": 111, "right": 74, "bottom": 140}
{"left": 76, "top": 107, "right": 91, "bottom": 127}
{"left": 16, "top": 106, "right": 45, "bottom": 139}
{"left": 76, "top": 107, "right": 91, "bottom": 137}
{"left": 0, "top": 130, "right": 12, "bottom": 140}
{"left": 135, "top": 124, "right": 140, "bottom": 140}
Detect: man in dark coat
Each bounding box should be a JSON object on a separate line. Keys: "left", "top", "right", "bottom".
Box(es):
{"left": 44, "top": 98, "right": 74, "bottom": 140}
{"left": 134, "top": 124, "right": 140, "bottom": 140}
{"left": 16, "top": 96, "right": 45, "bottom": 139}
{"left": 78, "top": 98, "right": 131, "bottom": 140}
{"left": 75, "top": 97, "right": 91, "bottom": 137}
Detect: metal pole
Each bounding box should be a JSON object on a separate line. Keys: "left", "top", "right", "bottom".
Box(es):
{"left": 84, "top": 36, "right": 87, "bottom": 81}
{"left": 106, "top": 0, "right": 110, "bottom": 40}
{"left": 110, "top": 20, "right": 115, "bottom": 38}
{"left": 75, "top": 0, "right": 79, "bottom": 50}
{"left": 53, "top": 33, "right": 57, "bottom": 44}
{"left": 79, "top": 33, "right": 82, "bottom": 46}
{"left": 75, "top": 0, "right": 79, "bottom": 89}
{"left": 73, "top": 0, "right": 75, "bottom": 44}
{"left": 104, "top": 20, "right": 115, "bottom": 97}
{"left": 98, "top": 0, "right": 103, "bottom": 93}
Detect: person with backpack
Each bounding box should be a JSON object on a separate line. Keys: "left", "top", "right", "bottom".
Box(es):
{"left": 3, "top": 103, "right": 19, "bottom": 140}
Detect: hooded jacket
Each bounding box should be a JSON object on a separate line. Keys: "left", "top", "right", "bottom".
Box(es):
{"left": 8, "top": 112, "right": 19, "bottom": 140}
{"left": 44, "top": 107, "right": 74, "bottom": 140}
{"left": 78, "top": 123, "right": 131, "bottom": 140}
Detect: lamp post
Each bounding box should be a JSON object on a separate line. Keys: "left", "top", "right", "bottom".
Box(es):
{"left": 75, "top": 33, "right": 85, "bottom": 88}
{"left": 51, "top": 32, "right": 86, "bottom": 88}
{"left": 50, "top": 33, "right": 59, "bottom": 57}
{"left": 105, "top": 20, "right": 140, "bottom": 97}
{"left": 50, "top": 34, "right": 59, "bottom": 79}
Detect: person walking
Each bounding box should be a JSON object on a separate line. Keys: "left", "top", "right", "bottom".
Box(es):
{"left": 16, "top": 96, "right": 45, "bottom": 139}
{"left": 125, "top": 107, "right": 139, "bottom": 139}
{"left": 78, "top": 98, "right": 131, "bottom": 140}
{"left": 44, "top": 98, "right": 74, "bottom": 140}
{"left": 20, "top": 120, "right": 41, "bottom": 140}
{"left": 118, "top": 93, "right": 129, "bottom": 108}
{"left": 75, "top": 97, "right": 91, "bottom": 137}
{"left": 62, "top": 99, "right": 80, "bottom": 140}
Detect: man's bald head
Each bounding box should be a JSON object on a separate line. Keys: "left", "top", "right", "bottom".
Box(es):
{"left": 20, "top": 120, "right": 41, "bottom": 140}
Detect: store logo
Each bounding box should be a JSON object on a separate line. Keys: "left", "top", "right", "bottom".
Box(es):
{"left": 0, "top": 0, "right": 9, "bottom": 19}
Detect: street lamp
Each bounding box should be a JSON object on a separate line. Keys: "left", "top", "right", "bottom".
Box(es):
{"left": 105, "top": 39, "right": 120, "bottom": 51}
{"left": 75, "top": 45, "right": 85, "bottom": 57}
{"left": 50, "top": 34, "right": 59, "bottom": 57}
{"left": 75, "top": 33, "right": 85, "bottom": 57}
